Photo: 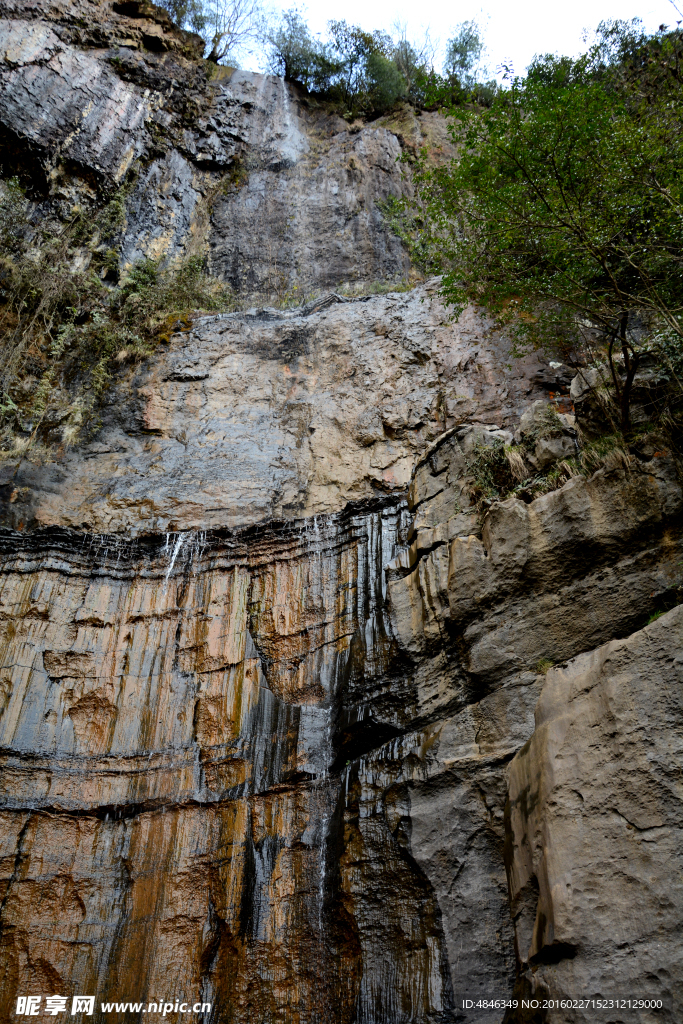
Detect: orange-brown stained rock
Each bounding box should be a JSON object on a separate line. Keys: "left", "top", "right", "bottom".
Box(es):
{"left": 0, "top": 796, "right": 361, "bottom": 1024}
{"left": 4, "top": 3, "right": 683, "bottom": 1014}
{"left": 0, "top": 509, "right": 404, "bottom": 1022}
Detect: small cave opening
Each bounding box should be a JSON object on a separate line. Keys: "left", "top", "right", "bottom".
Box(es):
{"left": 330, "top": 713, "right": 402, "bottom": 773}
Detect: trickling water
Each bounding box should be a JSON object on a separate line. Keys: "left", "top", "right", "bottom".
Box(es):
{"left": 164, "top": 533, "right": 186, "bottom": 579}
{"left": 317, "top": 804, "right": 329, "bottom": 936}
{"left": 163, "top": 531, "right": 207, "bottom": 580}
{"left": 5, "top": 497, "right": 415, "bottom": 1019}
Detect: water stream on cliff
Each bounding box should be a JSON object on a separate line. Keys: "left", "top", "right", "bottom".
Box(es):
{"left": 296, "top": 503, "right": 413, "bottom": 961}
{"left": 1, "top": 13, "right": 679, "bottom": 1011}
{"left": 0, "top": 498, "right": 416, "bottom": 1020}
{"left": 163, "top": 530, "right": 208, "bottom": 579}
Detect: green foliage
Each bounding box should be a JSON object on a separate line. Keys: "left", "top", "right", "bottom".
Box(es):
{"left": 266, "top": 9, "right": 336, "bottom": 91}
{"left": 444, "top": 21, "right": 484, "bottom": 85}
{"left": 31, "top": 369, "right": 56, "bottom": 416}
{"left": 366, "top": 51, "right": 407, "bottom": 111}
{"left": 92, "top": 176, "right": 138, "bottom": 243}
{"left": 0, "top": 186, "right": 233, "bottom": 456}
{"left": 119, "top": 257, "right": 159, "bottom": 299}
{"left": 220, "top": 160, "right": 248, "bottom": 194}
{"left": 466, "top": 438, "right": 514, "bottom": 505}
{"left": 157, "top": 0, "right": 207, "bottom": 33}
{"left": 536, "top": 658, "right": 554, "bottom": 674}
{"left": 401, "top": 20, "right": 683, "bottom": 432}
{"left": 463, "top": 423, "right": 640, "bottom": 513}
{"left": 0, "top": 177, "right": 28, "bottom": 254}
{"left": 266, "top": 11, "right": 437, "bottom": 116}
{"left": 404, "top": 21, "right": 497, "bottom": 110}
{"left": 392, "top": 36, "right": 428, "bottom": 102}
{"left": 265, "top": 12, "right": 495, "bottom": 116}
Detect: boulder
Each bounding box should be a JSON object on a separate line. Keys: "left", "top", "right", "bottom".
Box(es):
{"left": 506, "top": 607, "right": 683, "bottom": 1021}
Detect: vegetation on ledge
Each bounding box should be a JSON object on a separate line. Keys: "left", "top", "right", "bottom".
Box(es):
{"left": 159, "top": 0, "right": 496, "bottom": 118}
{"left": 392, "top": 19, "right": 683, "bottom": 437}
{"left": 0, "top": 178, "right": 233, "bottom": 460}
{"left": 263, "top": 12, "right": 496, "bottom": 118}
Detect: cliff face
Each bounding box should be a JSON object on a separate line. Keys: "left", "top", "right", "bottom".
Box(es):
{"left": 0, "top": 4, "right": 682, "bottom": 1024}
{"left": 3, "top": 289, "right": 551, "bottom": 535}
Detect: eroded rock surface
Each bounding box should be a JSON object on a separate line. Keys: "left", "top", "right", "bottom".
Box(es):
{"left": 0, "top": 4, "right": 682, "bottom": 1023}
{"left": 1, "top": 442, "right": 681, "bottom": 1023}
{"left": 507, "top": 607, "right": 683, "bottom": 1021}
{"left": 0, "top": 287, "right": 551, "bottom": 535}
{"left": 387, "top": 426, "right": 682, "bottom": 680}
{"left": 0, "top": 0, "right": 450, "bottom": 297}
{"left": 0, "top": 507, "right": 406, "bottom": 1023}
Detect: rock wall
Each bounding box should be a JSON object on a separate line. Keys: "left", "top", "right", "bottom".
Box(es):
{"left": 0, "top": 288, "right": 551, "bottom": 536}
{"left": 507, "top": 607, "right": 683, "bottom": 1019}
{"left": 0, "top": 508, "right": 407, "bottom": 1023}
{"left": 0, "top": 3, "right": 682, "bottom": 1023}
{"left": 0, "top": 0, "right": 450, "bottom": 298}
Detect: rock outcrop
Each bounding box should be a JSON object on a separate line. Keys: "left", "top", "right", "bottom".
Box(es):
{"left": 0, "top": 4, "right": 682, "bottom": 1023}
{"left": 0, "top": 508, "right": 405, "bottom": 1023}
{"left": 0, "top": 288, "right": 552, "bottom": 535}
{"left": 0, "top": 0, "right": 451, "bottom": 297}
{"left": 506, "top": 607, "right": 683, "bottom": 1018}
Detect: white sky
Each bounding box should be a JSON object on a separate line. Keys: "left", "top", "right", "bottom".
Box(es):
{"left": 259, "top": 0, "right": 683, "bottom": 79}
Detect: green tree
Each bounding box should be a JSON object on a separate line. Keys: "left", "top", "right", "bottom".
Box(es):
{"left": 366, "top": 51, "right": 407, "bottom": 110}
{"left": 391, "top": 24, "right": 436, "bottom": 105}
{"left": 325, "top": 21, "right": 391, "bottom": 110}
{"left": 266, "top": 9, "right": 338, "bottom": 90}
{"left": 409, "top": 21, "right": 496, "bottom": 109}
{"left": 267, "top": 13, "right": 411, "bottom": 115}
{"left": 444, "top": 20, "right": 484, "bottom": 89}
{"left": 404, "top": 20, "right": 683, "bottom": 431}
{"left": 157, "top": 0, "right": 206, "bottom": 34}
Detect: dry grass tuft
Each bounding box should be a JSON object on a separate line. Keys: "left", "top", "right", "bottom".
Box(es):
{"left": 505, "top": 447, "right": 527, "bottom": 481}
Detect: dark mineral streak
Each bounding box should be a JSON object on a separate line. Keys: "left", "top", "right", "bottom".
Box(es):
{"left": 0, "top": 3, "right": 682, "bottom": 1023}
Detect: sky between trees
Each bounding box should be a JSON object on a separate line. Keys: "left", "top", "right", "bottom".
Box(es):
{"left": 285, "top": 0, "right": 681, "bottom": 82}
{"left": 162, "top": 0, "right": 683, "bottom": 80}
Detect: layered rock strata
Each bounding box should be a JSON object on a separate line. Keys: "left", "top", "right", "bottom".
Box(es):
{"left": 1, "top": 431, "right": 681, "bottom": 1023}
{"left": 0, "top": 506, "right": 407, "bottom": 1023}
{"left": 0, "top": 3, "right": 682, "bottom": 1023}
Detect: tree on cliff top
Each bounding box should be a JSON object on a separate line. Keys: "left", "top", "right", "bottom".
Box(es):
{"left": 265, "top": 13, "right": 409, "bottom": 113}
{"left": 402, "top": 20, "right": 683, "bottom": 432}
{"left": 158, "top": 0, "right": 265, "bottom": 63}
{"left": 265, "top": 11, "right": 478, "bottom": 116}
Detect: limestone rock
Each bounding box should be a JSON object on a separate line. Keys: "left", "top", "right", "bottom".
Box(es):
{"left": 570, "top": 357, "right": 672, "bottom": 439}
{"left": 0, "top": 6, "right": 445, "bottom": 297}
{"left": 507, "top": 607, "right": 683, "bottom": 1021}
{"left": 0, "top": 291, "right": 552, "bottom": 535}
{"left": 0, "top": 4, "right": 682, "bottom": 1021}
{"left": 388, "top": 424, "right": 683, "bottom": 678}
{"left": 0, "top": 509, "right": 403, "bottom": 1022}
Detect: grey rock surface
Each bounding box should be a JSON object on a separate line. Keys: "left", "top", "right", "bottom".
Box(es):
{"left": 0, "top": 18, "right": 149, "bottom": 182}
{"left": 208, "top": 98, "right": 410, "bottom": 297}
{"left": 354, "top": 422, "right": 683, "bottom": 1021}
{"left": 0, "top": 287, "right": 553, "bottom": 535}
{"left": 507, "top": 606, "right": 683, "bottom": 1022}
{"left": 0, "top": 5, "right": 682, "bottom": 1022}
{"left": 387, "top": 427, "right": 683, "bottom": 675}
{"left": 0, "top": 4, "right": 448, "bottom": 298}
